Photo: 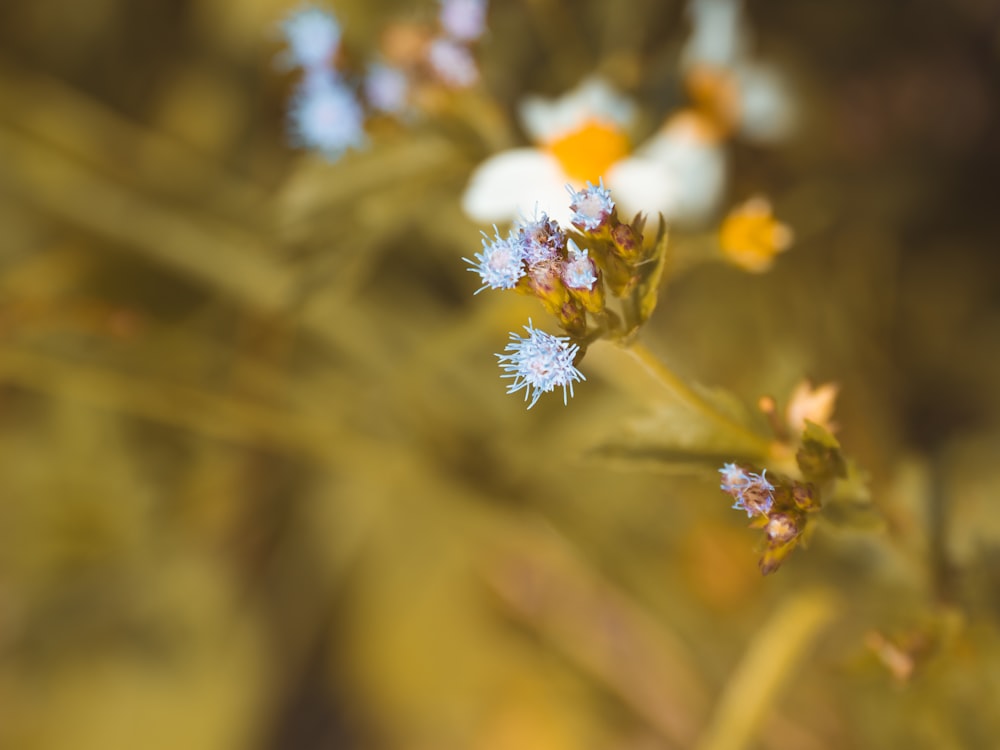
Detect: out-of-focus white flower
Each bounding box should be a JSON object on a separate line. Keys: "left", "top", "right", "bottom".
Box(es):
{"left": 633, "top": 112, "right": 727, "bottom": 226}
{"left": 681, "top": 0, "right": 797, "bottom": 144}
{"left": 462, "top": 77, "right": 728, "bottom": 228}
{"left": 732, "top": 62, "right": 796, "bottom": 143}
{"left": 682, "top": 0, "right": 748, "bottom": 69}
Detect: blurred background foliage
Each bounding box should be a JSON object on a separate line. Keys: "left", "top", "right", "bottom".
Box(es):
{"left": 1, "top": 0, "right": 1000, "bottom": 748}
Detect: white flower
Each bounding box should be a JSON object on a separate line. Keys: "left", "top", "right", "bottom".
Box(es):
{"left": 461, "top": 76, "right": 728, "bottom": 228}
{"left": 732, "top": 62, "right": 796, "bottom": 143}
{"left": 681, "top": 0, "right": 748, "bottom": 70}
{"left": 681, "top": 0, "right": 797, "bottom": 144}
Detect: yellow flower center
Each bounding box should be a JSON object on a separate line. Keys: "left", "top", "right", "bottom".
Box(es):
{"left": 544, "top": 120, "right": 630, "bottom": 184}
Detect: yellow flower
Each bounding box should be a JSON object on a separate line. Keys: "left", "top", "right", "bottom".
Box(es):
{"left": 718, "top": 196, "right": 793, "bottom": 272}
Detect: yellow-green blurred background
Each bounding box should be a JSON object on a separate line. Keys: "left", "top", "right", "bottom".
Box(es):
{"left": 2, "top": 1, "right": 1000, "bottom": 748}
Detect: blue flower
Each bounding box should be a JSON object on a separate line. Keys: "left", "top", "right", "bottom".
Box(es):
{"left": 281, "top": 6, "right": 341, "bottom": 70}
{"left": 567, "top": 179, "right": 615, "bottom": 232}
{"left": 288, "top": 73, "right": 366, "bottom": 160}
{"left": 719, "top": 463, "right": 775, "bottom": 517}
{"left": 463, "top": 227, "right": 527, "bottom": 293}
{"left": 496, "top": 320, "right": 585, "bottom": 409}
{"left": 515, "top": 211, "right": 566, "bottom": 267}
{"left": 561, "top": 239, "right": 598, "bottom": 290}
{"left": 731, "top": 469, "right": 775, "bottom": 517}
{"left": 718, "top": 462, "right": 751, "bottom": 493}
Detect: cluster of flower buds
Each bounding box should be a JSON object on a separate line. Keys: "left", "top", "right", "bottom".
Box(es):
{"left": 465, "top": 181, "right": 669, "bottom": 408}
{"left": 279, "top": 1, "right": 489, "bottom": 160}
{"left": 718, "top": 462, "right": 822, "bottom": 575}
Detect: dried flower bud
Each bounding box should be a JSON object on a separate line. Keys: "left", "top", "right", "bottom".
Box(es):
{"left": 765, "top": 513, "right": 801, "bottom": 544}
{"left": 792, "top": 482, "right": 821, "bottom": 512}
{"left": 610, "top": 222, "right": 643, "bottom": 262}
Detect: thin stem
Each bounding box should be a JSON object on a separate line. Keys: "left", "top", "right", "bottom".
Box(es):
{"left": 695, "top": 589, "right": 840, "bottom": 750}
{"left": 625, "top": 342, "right": 774, "bottom": 458}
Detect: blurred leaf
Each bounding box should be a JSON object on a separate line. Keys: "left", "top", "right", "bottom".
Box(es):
{"left": 796, "top": 420, "right": 848, "bottom": 484}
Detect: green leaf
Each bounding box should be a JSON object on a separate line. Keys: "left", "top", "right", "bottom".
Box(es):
{"left": 796, "top": 420, "right": 848, "bottom": 484}
{"left": 637, "top": 216, "right": 670, "bottom": 325}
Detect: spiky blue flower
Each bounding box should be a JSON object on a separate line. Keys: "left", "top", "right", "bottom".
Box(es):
{"left": 731, "top": 469, "right": 775, "bottom": 517}
{"left": 288, "top": 74, "right": 366, "bottom": 160}
{"left": 567, "top": 179, "right": 615, "bottom": 232}
{"left": 515, "top": 211, "right": 566, "bottom": 267}
{"left": 463, "top": 227, "right": 527, "bottom": 293}
{"left": 281, "top": 6, "right": 341, "bottom": 70}
{"left": 718, "top": 462, "right": 751, "bottom": 494}
{"left": 561, "top": 238, "right": 598, "bottom": 290}
{"left": 496, "top": 320, "right": 585, "bottom": 409}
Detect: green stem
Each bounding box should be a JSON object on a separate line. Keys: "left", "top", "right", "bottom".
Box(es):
{"left": 625, "top": 342, "right": 774, "bottom": 458}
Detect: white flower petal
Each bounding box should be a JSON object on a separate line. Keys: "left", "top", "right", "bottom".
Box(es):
{"left": 519, "top": 76, "right": 636, "bottom": 143}
{"left": 605, "top": 157, "right": 681, "bottom": 222}
{"left": 735, "top": 62, "right": 797, "bottom": 143}
{"left": 681, "top": 0, "right": 749, "bottom": 69}
{"left": 461, "top": 148, "right": 570, "bottom": 224}
{"left": 637, "top": 120, "right": 728, "bottom": 227}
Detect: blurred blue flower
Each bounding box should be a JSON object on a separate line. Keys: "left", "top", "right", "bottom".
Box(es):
{"left": 281, "top": 5, "right": 341, "bottom": 70}
{"left": 364, "top": 62, "right": 409, "bottom": 115}
{"left": 439, "top": 0, "right": 489, "bottom": 42}
{"left": 428, "top": 38, "right": 479, "bottom": 88}
{"left": 288, "top": 74, "right": 366, "bottom": 160}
